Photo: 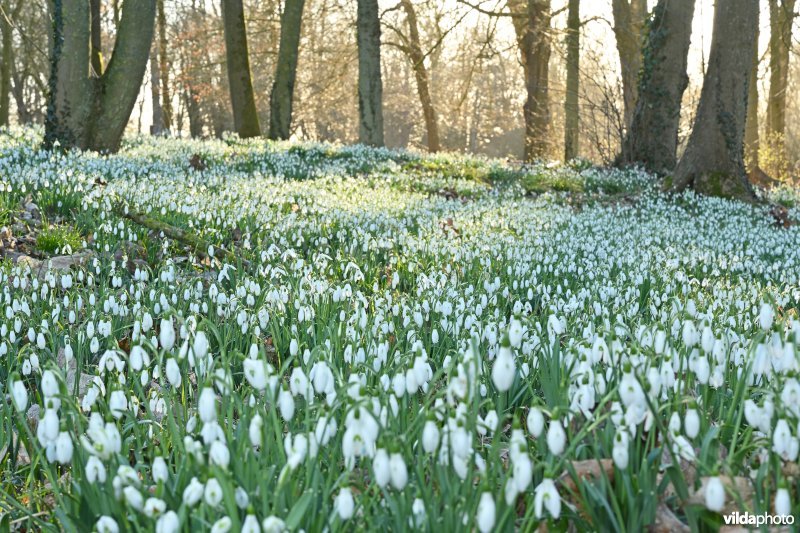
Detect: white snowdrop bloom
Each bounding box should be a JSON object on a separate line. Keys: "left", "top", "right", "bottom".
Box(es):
{"left": 152, "top": 456, "right": 168, "bottom": 483}
{"left": 182, "top": 477, "right": 204, "bottom": 507}
{"left": 672, "top": 435, "right": 696, "bottom": 462}
{"left": 38, "top": 409, "right": 59, "bottom": 445}
{"left": 773, "top": 419, "right": 799, "bottom": 461}
{"left": 41, "top": 370, "right": 59, "bottom": 397}
{"left": 389, "top": 452, "right": 408, "bottom": 490}
{"left": 694, "top": 356, "right": 710, "bottom": 384}
{"left": 198, "top": 387, "right": 217, "bottom": 423}
{"left": 533, "top": 478, "right": 561, "bottom": 519}
{"left": 775, "top": 487, "right": 791, "bottom": 516}
{"left": 704, "top": 477, "right": 725, "bottom": 513}
{"left": 476, "top": 492, "right": 495, "bottom": 533}
{"left": 278, "top": 388, "right": 295, "bottom": 421}
{"left": 335, "top": 487, "right": 355, "bottom": 520}
{"left": 289, "top": 367, "right": 310, "bottom": 398}
{"left": 235, "top": 487, "right": 249, "bottom": 509}
{"left": 422, "top": 419, "right": 440, "bottom": 453}
{"left": 682, "top": 320, "right": 698, "bottom": 348}
{"left": 109, "top": 390, "right": 128, "bottom": 419}
{"left": 284, "top": 433, "right": 309, "bottom": 469}
{"left": 129, "top": 345, "right": 145, "bottom": 371}
{"left": 373, "top": 448, "right": 390, "bottom": 488}
{"left": 11, "top": 379, "right": 27, "bottom": 412}
{"left": 155, "top": 511, "right": 180, "bottom": 533}
{"left": 311, "top": 361, "right": 335, "bottom": 395}
{"left": 86, "top": 456, "right": 107, "bottom": 483}
{"left": 241, "top": 515, "right": 260, "bottom": 533}
{"left": 159, "top": 318, "right": 176, "bottom": 351}
{"left": 209, "top": 440, "right": 231, "bottom": 469}
{"left": 96, "top": 516, "right": 120, "bottom": 533}
{"left": 243, "top": 358, "right": 269, "bottom": 391}
{"left": 165, "top": 358, "right": 182, "bottom": 387}
{"left": 204, "top": 478, "right": 223, "bottom": 507}
{"left": 123, "top": 486, "right": 144, "bottom": 511}
{"left": 512, "top": 453, "right": 533, "bottom": 492}
{"left": 143, "top": 497, "right": 167, "bottom": 518}
{"left": 411, "top": 498, "right": 426, "bottom": 527}
{"left": 527, "top": 407, "right": 545, "bottom": 438}
{"left": 546, "top": 419, "right": 566, "bottom": 456}
{"left": 619, "top": 372, "right": 644, "bottom": 408}
{"left": 685, "top": 408, "right": 700, "bottom": 439}
{"left": 289, "top": 338, "right": 299, "bottom": 357}
{"left": 262, "top": 516, "right": 287, "bottom": 533}
{"left": 492, "top": 345, "right": 515, "bottom": 392}
{"left": 759, "top": 303, "right": 775, "bottom": 331}
{"left": 211, "top": 517, "right": 233, "bottom": 533}
{"left": 508, "top": 317, "right": 523, "bottom": 348}
{"left": 612, "top": 430, "right": 629, "bottom": 470}
{"left": 249, "top": 413, "right": 263, "bottom": 447}
{"left": 55, "top": 431, "right": 73, "bottom": 464}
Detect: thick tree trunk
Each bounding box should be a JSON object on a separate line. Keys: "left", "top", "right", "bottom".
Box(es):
{"left": 269, "top": 0, "right": 306, "bottom": 141}
{"left": 44, "top": 0, "right": 155, "bottom": 152}
{"left": 356, "top": 0, "right": 384, "bottom": 146}
{"left": 184, "top": 85, "right": 204, "bottom": 138}
{"left": 766, "top": 0, "right": 795, "bottom": 176}
{"left": 90, "top": 0, "right": 103, "bottom": 76}
{"left": 222, "top": 0, "right": 260, "bottom": 138}
{"left": 611, "top": 0, "right": 648, "bottom": 131}
{"left": 670, "top": 0, "right": 759, "bottom": 200}
{"left": 0, "top": 3, "right": 11, "bottom": 127}
{"left": 401, "top": 0, "right": 440, "bottom": 152}
{"left": 510, "top": 0, "right": 551, "bottom": 161}
{"left": 158, "top": 0, "right": 172, "bottom": 131}
{"left": 620, "top": 0, "right": 694, "bottom": 174}
{"left": 150, "top": 44, "right": 164, "bottom": 134}
{"left": 563, "top": 0, "right": 580, "bottom": 161}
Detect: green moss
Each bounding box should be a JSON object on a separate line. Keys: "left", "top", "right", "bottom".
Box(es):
{"left": 522, "top": 173, "right": 585, "bottom": 194}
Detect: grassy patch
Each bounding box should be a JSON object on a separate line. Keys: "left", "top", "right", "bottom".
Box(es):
{"left": 36, "top": 225, "right": 83, "bottom": 254}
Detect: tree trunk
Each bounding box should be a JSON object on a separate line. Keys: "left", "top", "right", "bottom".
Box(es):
{"left": 158, "top": 0, "right": 172, "bottom": 131}
{"left": 510, "top": 0, "right": 551, "bottom": 161}
{"left": 611, "top": 0, "right": 648, "bottom": 131}
{"left": 44, "top": 0, "right": 155, "bottom": 152}
{"left": 563, "top": 0, "right": 580, "bottom": 161}
{"left": 90, "top": 0, "right": 103, "bottom": 76}
{"left": 745, "top": 23, "right": 761, "bottom": 172}
{"left": 0, "top": 2, "right": 11, "bottom": 127}
{"left": 620, "top": 0, "right": 694, "bottom": 174}
{"left": 356, "top": 0, "right": 384, "bottom": 146}
{"left": 401, "top": 0, "right": 440, "bottom": 152}
{"left": 150, "top": 44, "right": 164, "bottom": 134}
{"left": 670, "top": 0, "right": 759, "bottom": 200}
{"left": 766, "top": 0, "right": 795, "bottom": 177}
{"left": 222, "top": 0, "right": 260, "bottom": 138}
{"left": 184, "top": 85, "right": 204, "bottom": 138}
{"left": 269, "top": 0, "right": 306, "bottom": 140}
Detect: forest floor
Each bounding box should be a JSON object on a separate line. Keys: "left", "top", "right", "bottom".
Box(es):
{"left": 1, "top": 127, "right": 800, "bottom": 532}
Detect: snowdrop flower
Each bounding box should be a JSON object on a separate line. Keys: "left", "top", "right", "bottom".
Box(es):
{"left": 109, "top": 390, "right": 128, "bottom": 419}
{"left": 159, "top": 318, "right": 176, "bottom": 351}
{"left": 373, "top": 449, "right": 390, "bottom": 488}
{"left": 211, "top": 517, "right": 233, "bottom": 533}
{"left": 527, "top": 407, "right": 545, "bottom": 438}
{"left": 209, "top": 440, "right": 230, "bottom": 469}
{"left": 96, "top": 516, "right": 119, "bottom": 533}
{"left": 86, "top": 456, "right": 107, "bottom": 483}
{"left": 759, "top": 303, "right": 775, "bottom": 331}
{"left": 508, "top": 317, "right": 523, "bottom": 348}
{"left": 685, "top": 407, "right": 700, "bottom": 439}
{"left": 204, "top": 478, "right": 223, "bottom": 507}
{"left": 335, "top": 487, "right": 355, "bottom": 520}
{"left": 412, "top": 498, "right": 426, "bottom": 527}
{"left": 198, "top": 387, "right": 217, "bottom": 423}
{"left": 704, "top": 476, "right": 725, "bottom": 512}
{"left": 492, "top": 345, "right": 515, "bottom": 392}
{"left": 775, "top": 487, "right": 791, "bottom": 516}
{"left": 11, "top": 378, "right": 27, "bottom": 412}
{"left": 249, "top": 413, "right": 263, "bottom": 447}
{"left": 278, "top": 388, "right": 295, "bottom": 421}
{"left": 533, "top": 478, "right": 561, "bottom": 519}
{"left": 389, "top": 452, "right": 408, "bottom": 490}
{"left": 182, "top": 477, "right": 204, "bottom": 507}
{"left": 243, "top": 358, "right": 269, "bottom": 391}
{"left": 123, "top": 486, "right": 144, "bottom": 511}
{"left": 547, "top": 419, "right": 566, "bottom": 456}
{"left": 155, "top": 511, "right": 180, "bottom": 533}
{"left": 41, "top": 370, "right": 59, "bottom": 397}
{"left": 422, "top": 419, "right": 440, "bottom": 453}
{"left": 612, "top": 429, "right": 629, "bottom": 470}
{"left": 773, "top": 419, "right": 799, "bottom": 461}
{"left": 152, "top": 456, "right": 168, "bottom": 483}
{"left": 55, "top": 432, "right": 73, "bottom": 464}
{"left": 241, "top": 515, "right": 260, "bottom": 533}
{"left": 476, "top": 492, "right": 495, "bottom": 533}
{"left": 262, "top": 516, "right": 287, "bottom": 533}
{"left": 143, "top": 497, "right": 167, "bottom": 518}
{"left": 165, "top": 358, "right": 181, "bottom": 387}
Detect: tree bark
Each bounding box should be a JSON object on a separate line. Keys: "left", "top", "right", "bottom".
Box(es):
{"left": 356, "top": 0, "right": 384, "bottom": 146}
{"left": 620, "top": 0, "right": 695, "bottom": 174}
{"left": 510, "top": 0, "right": 551, "bottom": 161}
{"left": 0, "top": 1, "right": 12, "bottom": 127}
{"left": 766, "top": 0, "right": 795, "bottom": 176}
{"left": 90, "top": 0, "right": 103, "bottom": 76}
{"left": 158, "top": 0, "right": 172, "bottom": 131}
{"left": 745, "top": 23, "right": 761, "bottom": 172}
{"left": 611, "top": 0, "right": 648, "bottom": 131}
{"left": 401, "top": 0, "right": 440, "bottom": 152}
{"left": 670, "top": 0, "right": 759, "bottom": 200}
{"left": 150, "top": 43, "right": 163, "bottom": 134}
{"left": 44, "top": 0, "right": 155, "bottom": 152}
{"left": 563, "top": 0, "right": 580, "bottom": 161}
{"left": 222, "top": 0, "right": 260, "bottom": 138}
{"left": 269, "top": 0, "right": 306, "bottom": 140}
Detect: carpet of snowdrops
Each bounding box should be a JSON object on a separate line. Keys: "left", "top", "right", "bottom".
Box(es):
{"left": 1, "top": 127, "right": 800, "bottom": 532}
